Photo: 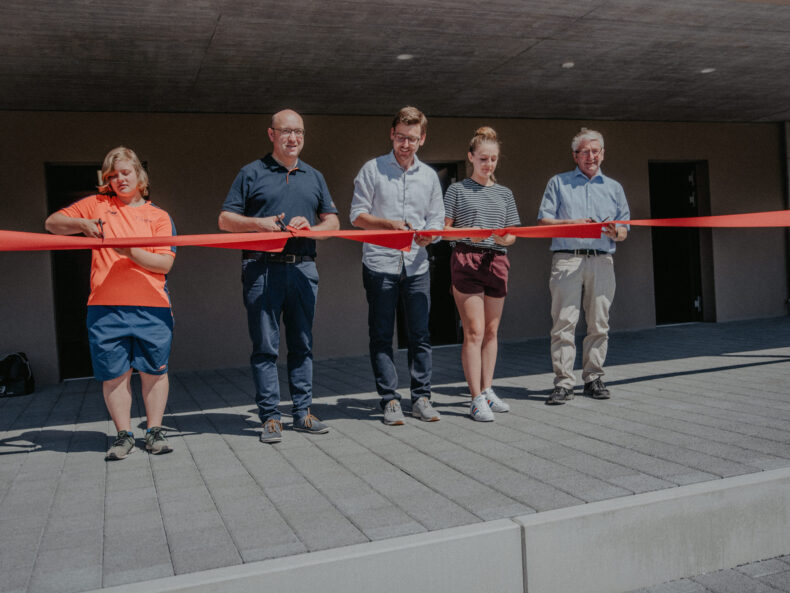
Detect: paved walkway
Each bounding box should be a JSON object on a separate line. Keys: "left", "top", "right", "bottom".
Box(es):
{"left": 627, "top": 555, "right": 790, "bottom": 593}
{"left": 1, "top": 317, "right": 789, "bottom": 593}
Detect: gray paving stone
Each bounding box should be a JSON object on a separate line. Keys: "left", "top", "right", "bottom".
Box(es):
{"left": 738, "top": 558, "right": 790, "bottom": 578}
{"left": 628, "top": 579, "right": 709, "bottom": 592}
{"left": 0, "top": 568, "right": 31, "bottom": 593}
{"left": 102, "top": 535, "right": 173, "bottom": 580}
{"left": 169, "top": 542, "right": 241, "bottom": 575}
{"left": 760, "top": 571, "right": 790, "bottom": 592}
{"left": 26, "top": 565, "right": 102, "bottom": 593}
{"left": 692, "top": 568, "right": 782, "bottom": 592}
{"left": 102, "top": 561, "right": 174, "bottom": 589}
{"left": 27, "top": 545, "right": 102, "bottom": 593}
{"left": 39, "top": 526, "right": 103, "bottom": 551}
{"left": 226, "top": 519, "right": 306, "bottom": 561}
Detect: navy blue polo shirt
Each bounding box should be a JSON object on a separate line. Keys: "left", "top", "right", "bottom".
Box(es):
{"left": 222, "top": 154, "right": 338, "bottom": 256}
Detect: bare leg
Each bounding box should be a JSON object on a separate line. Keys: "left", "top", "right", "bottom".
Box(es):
{"left": 103, "top": 369, "right": 133, "bottom": 432}
{"left": 480, "top": 295, "right": 506, "bottom": 391}
{"left": 453, "top": 288, "right": 486, "bottom": 398}
{"left": 140, "top": 372, "right": 169, "bottom": 428}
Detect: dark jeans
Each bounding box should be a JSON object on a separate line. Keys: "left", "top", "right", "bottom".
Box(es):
{"left": 362, "top": 264, "right": 432, "bottom": 405}
{"left": 242, "top": 258, "right": 319, "bottom": 422}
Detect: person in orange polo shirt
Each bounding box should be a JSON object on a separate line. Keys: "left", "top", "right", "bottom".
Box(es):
{"left": 45, "top": 146, "right": 177, "bottom": 460}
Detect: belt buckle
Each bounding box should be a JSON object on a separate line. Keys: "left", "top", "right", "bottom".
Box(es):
{"left": 283, "top": 254, "right": 297, "bottom": 264}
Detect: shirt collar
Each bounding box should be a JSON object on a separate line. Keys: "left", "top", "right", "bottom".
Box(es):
{"left": 263, "top": 153, "right": 301, "bottom": 173}
{"left": 387, "top": 150, "right": 422, "bottom": 173}
{"left": 574, "top": 166, "right": 604, "bottom": 183}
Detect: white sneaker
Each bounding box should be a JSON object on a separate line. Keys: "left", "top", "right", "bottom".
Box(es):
{"left": 483, "top": 387, "right": 510, "bottom": 413}
{"left": 469, "top": 394, "right": 494, "bottom": 422}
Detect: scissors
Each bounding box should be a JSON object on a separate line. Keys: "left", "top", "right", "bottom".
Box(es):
{"left": 97, "top": 218, "right": 104, "bottom": 238}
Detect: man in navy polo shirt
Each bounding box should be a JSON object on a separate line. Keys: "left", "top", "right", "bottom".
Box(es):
{"left": 219, "top": 109, "right": 340, "bottom": 443}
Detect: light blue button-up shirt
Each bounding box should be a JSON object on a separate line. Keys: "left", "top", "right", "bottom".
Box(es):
{"left": 350, "top": 151, "right": 445, "bottom": 275}
{"left": 537, "top": 167, "right": 630, "bottom": 253}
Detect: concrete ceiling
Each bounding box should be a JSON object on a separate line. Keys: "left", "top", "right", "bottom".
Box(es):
{"left": 2, "top": 0, "right": 790, "bottom": 122}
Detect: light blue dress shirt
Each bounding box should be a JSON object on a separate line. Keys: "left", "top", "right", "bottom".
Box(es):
{"left": 350, "top": 151, "right": 445, "bottom": 275}
{"left": 537, "top": 167, "right": 630, "bottom": 253}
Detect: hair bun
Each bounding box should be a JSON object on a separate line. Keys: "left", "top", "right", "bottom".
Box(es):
{"left": 474, "top": 126, "right": 498, "bottom": 141}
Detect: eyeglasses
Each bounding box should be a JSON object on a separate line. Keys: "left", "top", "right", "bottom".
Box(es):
{"left": 394, "top": 133, "right": 421, "bottom": 145}
{"left": 574, "top": 148, "right": 603, "bottom": 157}
{"left": 272, "top": 127, "right": 305, "bottom": 138}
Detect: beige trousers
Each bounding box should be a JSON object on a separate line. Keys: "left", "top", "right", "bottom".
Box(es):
{"left": 549, "top": 252, "right": 616, "bottom": 389}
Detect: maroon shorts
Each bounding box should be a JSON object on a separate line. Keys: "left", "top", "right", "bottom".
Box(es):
{"left": 450, "top": 243, "right": 510, "bottom": 298}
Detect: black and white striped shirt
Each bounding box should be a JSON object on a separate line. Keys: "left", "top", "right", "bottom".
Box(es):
{"left": 443, "top": 178, "right": 521, "bottom": 252}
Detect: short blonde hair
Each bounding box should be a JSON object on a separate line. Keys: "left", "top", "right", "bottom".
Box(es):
{"left": 98, "top": 146, "right": 149, "bottom": 197}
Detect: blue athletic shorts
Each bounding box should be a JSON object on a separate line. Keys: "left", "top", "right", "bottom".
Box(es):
{"left": 86, "top": 305, "right": 174, "bottom": 381}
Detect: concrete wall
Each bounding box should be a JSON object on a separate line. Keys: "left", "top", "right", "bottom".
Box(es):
{"left": 0, "top": 112, "right": 786, "bottom": 385}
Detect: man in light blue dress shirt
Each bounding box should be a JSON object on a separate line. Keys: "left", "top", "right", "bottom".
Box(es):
{"left": 350, "top": 106, "right": 445, "bottom": 425}
{"left": 538, "top": 129, "right": 630, "bottom": 405}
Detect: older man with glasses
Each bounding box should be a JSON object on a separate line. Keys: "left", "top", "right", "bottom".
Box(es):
{"left": 537, "top": 128, "right": 631, "bottom": 405}
{"left": 350, "top": 106, "right": 445, "bottom": 425}
{"left": 219, "top": 109, "right": 340, "bottom": 443}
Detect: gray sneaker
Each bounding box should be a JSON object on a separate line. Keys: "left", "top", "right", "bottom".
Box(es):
{"left": 583, "top": 378, "right": 611, "bottom": 400}
{"left": 411, "top": 396, "right": 440, "bottom": 422}
{"left": 546, "top": 386, "right": 574, "bottom": 405}
{"left": 105, "top": 430, "right": 135, "bottom": 460}
{"left": 293, "top": 411, "right": 329, "bottom": 434}
{"left": 260, "top": 419, "right": 283, "bottom": 443}
{"left": 382, "top": 399, "right": 405, "bottom": 425}
{"left": 144, "top": 426, "right": 173, "bottom": 455}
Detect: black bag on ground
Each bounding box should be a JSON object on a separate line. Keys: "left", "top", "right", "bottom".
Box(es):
{"left": 0, "top": 352, "right": 35, "bottom": 396}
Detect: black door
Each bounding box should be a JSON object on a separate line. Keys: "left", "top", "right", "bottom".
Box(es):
{"left": 45, "top": 163, "right": 102, "bottom": 379}
{"left": 396, "top": 161, "right": 465, "bottom": 348}
{"left": 649, "top": 162, "right": 706, "bottom": 324}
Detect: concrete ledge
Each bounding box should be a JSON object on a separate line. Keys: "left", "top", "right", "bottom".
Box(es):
{"left": 88, "top": 519, "right": 523, "bottom": 593}
{"left": 87, "top": 468, "right": 790, "bottom": 593}
{"left": 515, "top": 467, "right": 790, "bottom": 593}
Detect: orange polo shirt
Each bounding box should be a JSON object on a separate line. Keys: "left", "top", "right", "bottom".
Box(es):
{"left": 59, "top": 194, "right": 176, "bottom": 308}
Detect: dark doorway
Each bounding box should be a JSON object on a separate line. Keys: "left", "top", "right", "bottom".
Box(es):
{"left": 396, "top": 161, "right": 465, "bottom": 348}
{"left": 45, "top": 163, "right": 102, "bottom": 380}
{"left": 648, "top": 161, "right": 715, "bottom": 324}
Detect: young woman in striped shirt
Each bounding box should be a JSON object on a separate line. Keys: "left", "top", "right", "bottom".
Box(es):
{"left": 443, "top": 127, "right": 520, "bottom": 422}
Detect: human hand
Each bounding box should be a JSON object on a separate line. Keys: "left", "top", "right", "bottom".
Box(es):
{"left": 415, "top": 234, "right": 432, "bottom": 247}
{"left": 114, "top": 247, "right": 132, "bottom": 257}
{"left": 603, "top": 222, "right": 627, "bottom": 241}
{"left": 390, "top": 219, "right": 412, "bottom": 231}
{"left": 468, "top": 227, "right": 489, "bottom": 243}
{"left": 81, "top": 218, "right": 104, "bottom": 238}
{"left": 287, "top": 216, "right": 311, "bottom": 230}
{"left": 257, "top": 213, "right": 286, "bottom": 232}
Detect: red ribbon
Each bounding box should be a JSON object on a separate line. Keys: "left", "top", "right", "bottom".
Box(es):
{"left": 1, "top": 210, "right": 787, "bottom": 252}
{"left": 627, "top": 210, "right": 790, "bottom": 228}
